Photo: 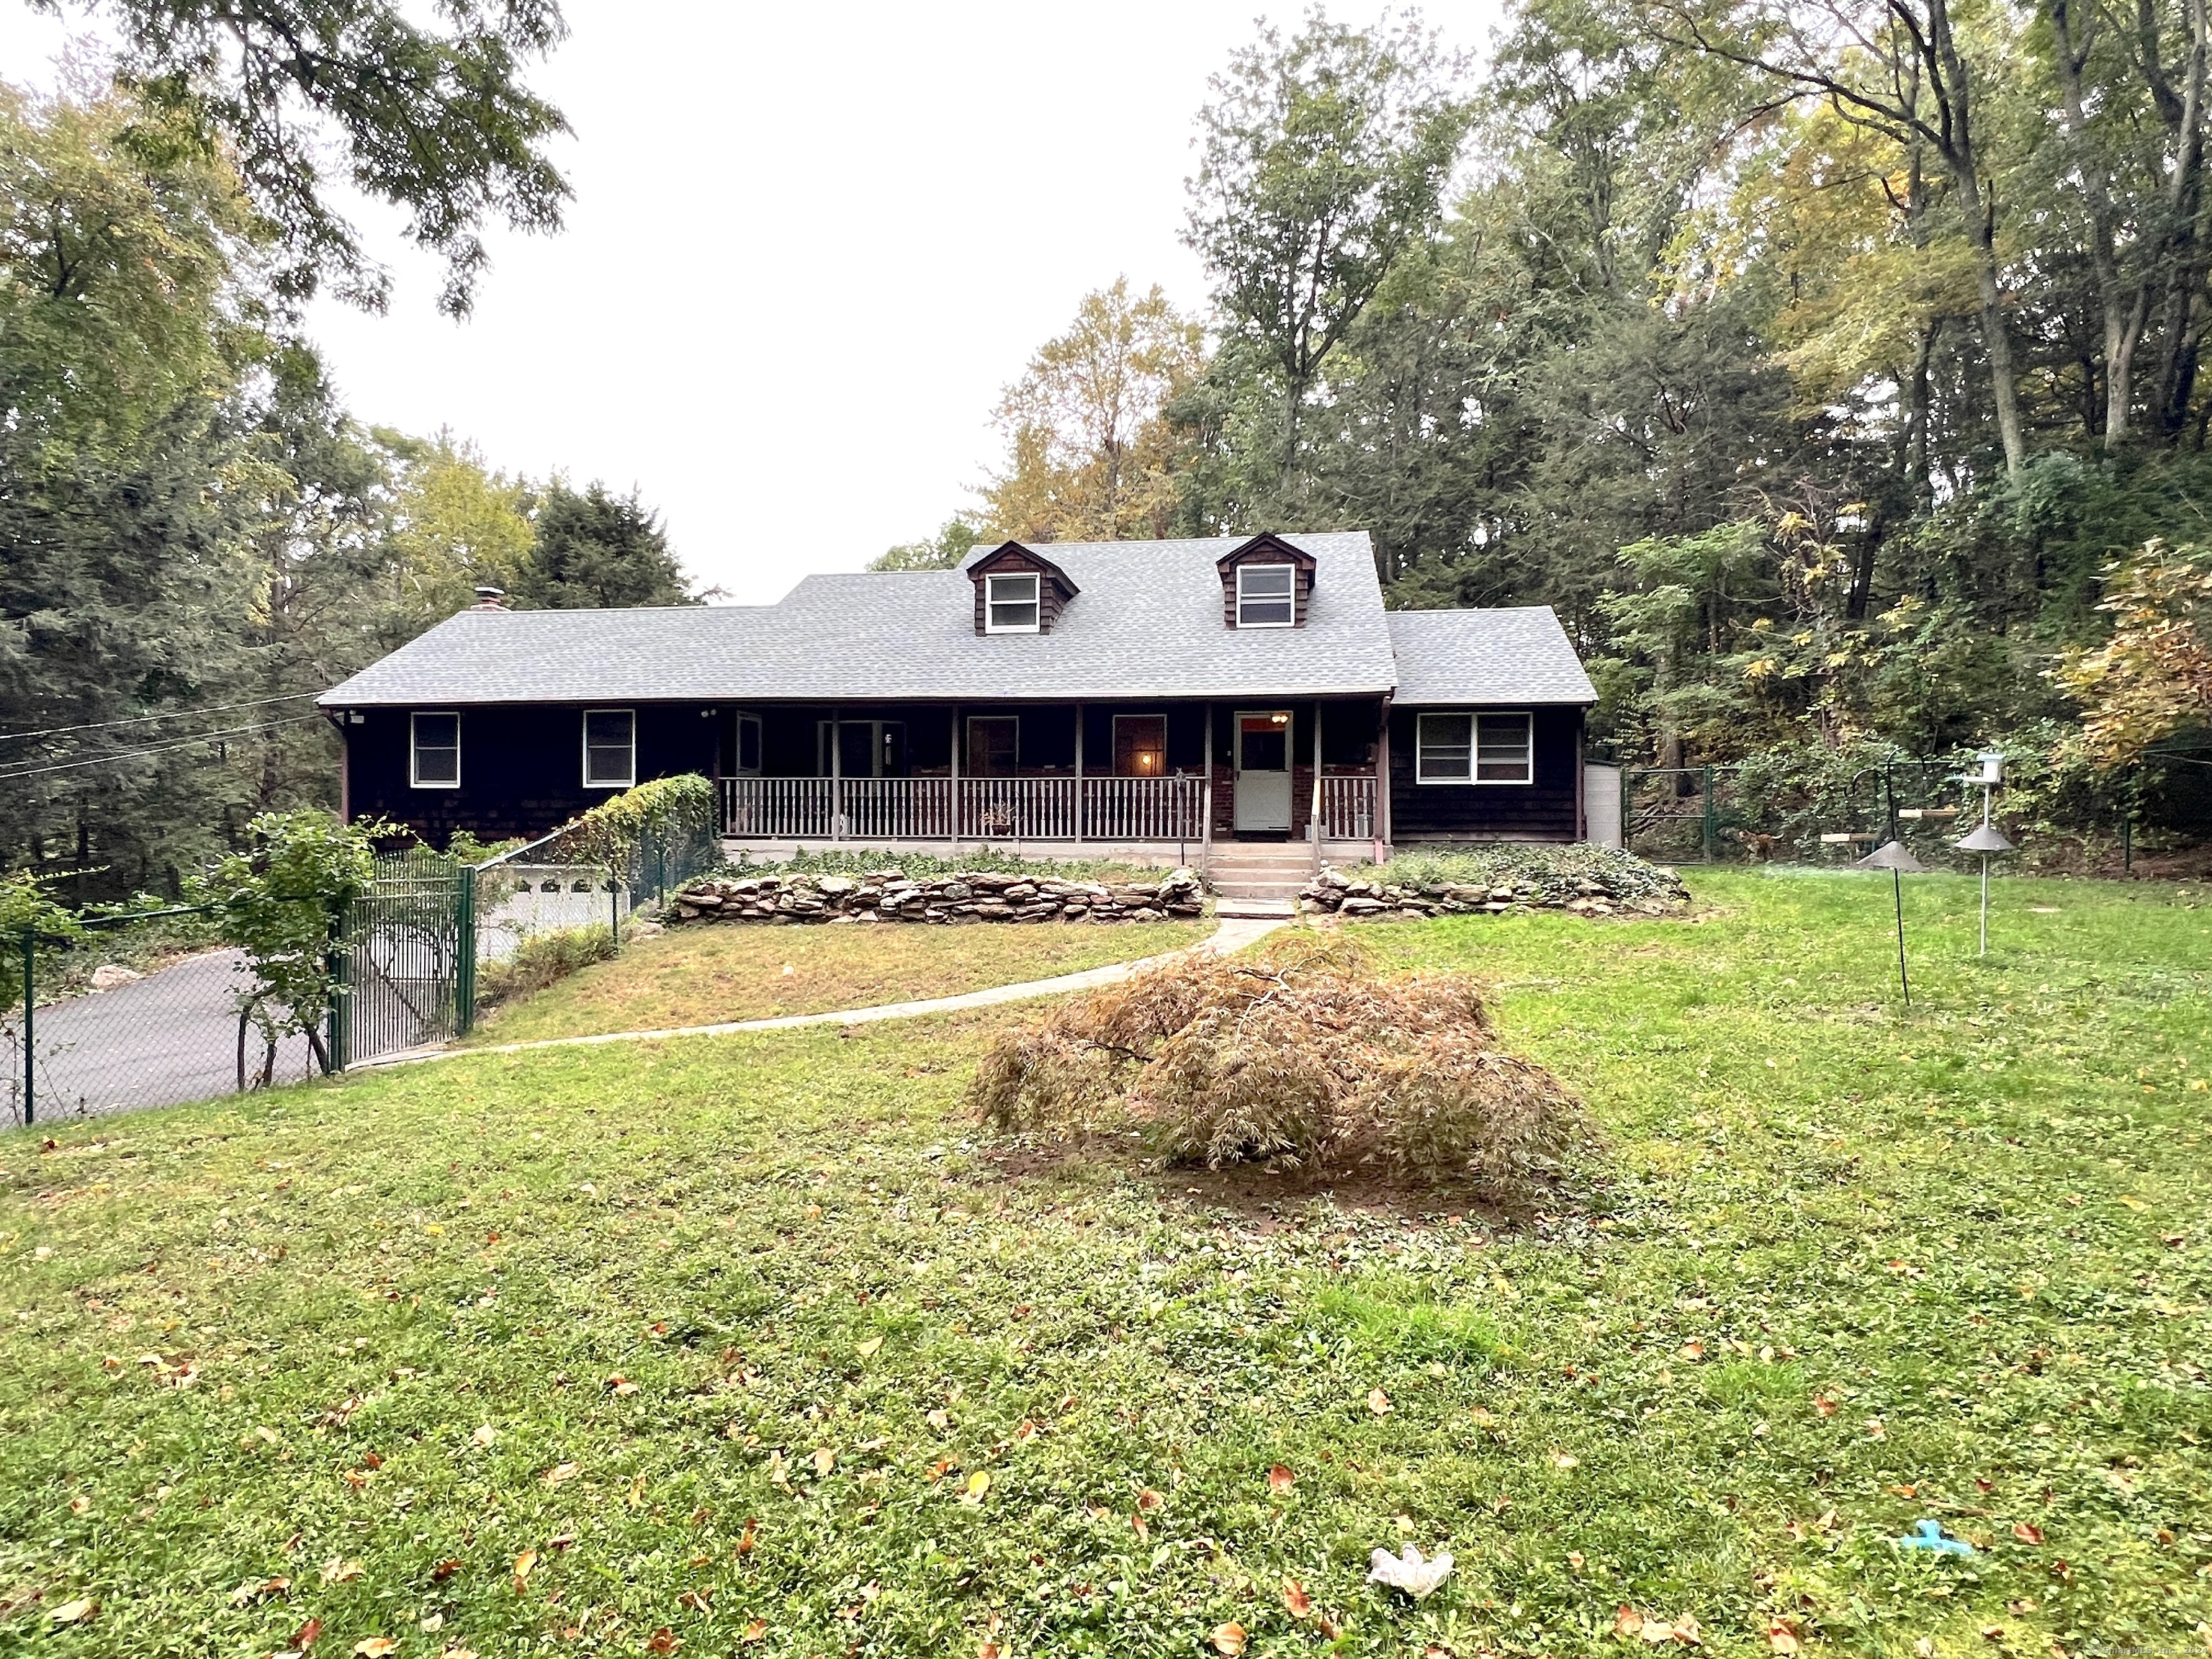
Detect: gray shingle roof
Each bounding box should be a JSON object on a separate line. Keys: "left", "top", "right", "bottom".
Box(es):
{"left": 317, "top": 533, "right": 1592, "bottom": 708}
{"left": 1386, "top": 608, "right": 1596, "bottom": 705}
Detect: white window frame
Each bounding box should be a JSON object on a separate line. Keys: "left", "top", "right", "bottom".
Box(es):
{"left": 1234, "top": 562, "right": 1296, "bottom": 627}
{"left": 582, "top": 708, "right": 637, "bottom": 789}
{"left": 984, "top": 572, "right": 1042, "bottom": 633}
{"left": 410, "top": 711, "right": 461, "bottom": 790}
{"left": 1416, "top": 710, "right": 1534, "bottom": 786}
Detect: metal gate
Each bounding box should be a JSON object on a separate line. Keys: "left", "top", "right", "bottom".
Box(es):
{"left": 331, "top": 858, "right": 475, "bottom": 1067}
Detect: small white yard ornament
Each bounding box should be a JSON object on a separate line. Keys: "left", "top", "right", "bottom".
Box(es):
{"left": 1367, "top": 1543, "right": 1455, "bottom": 1599}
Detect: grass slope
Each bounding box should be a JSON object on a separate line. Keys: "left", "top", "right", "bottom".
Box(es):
{"left": 1, "top": 871, "right": 2206, "bottom": 1657}
{"left": 467, "top": 919, "right": 1214, "bottom": 1043}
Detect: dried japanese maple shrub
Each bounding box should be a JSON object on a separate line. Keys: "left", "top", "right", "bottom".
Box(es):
{"left": 971, "top": 936, "right": 1587, "bottom": 1192}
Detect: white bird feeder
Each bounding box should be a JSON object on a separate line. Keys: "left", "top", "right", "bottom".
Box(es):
{"left": 1955, "top": 754, "right": 2015, "bottom": 956}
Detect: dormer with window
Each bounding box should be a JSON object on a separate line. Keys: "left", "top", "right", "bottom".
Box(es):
{"left": 967, "top": 541, "right": 1079, "bottom": 635}
{"left": 1217, "top": 533, "right": 1317, "bottom": 628}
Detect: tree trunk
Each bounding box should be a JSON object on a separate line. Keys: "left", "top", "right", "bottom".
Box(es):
{"left": 2049, "top": 0, "right": 2147, "bottom": 447}
{"left": 2152, "top": 0, "right": 2212, "bottom": 438}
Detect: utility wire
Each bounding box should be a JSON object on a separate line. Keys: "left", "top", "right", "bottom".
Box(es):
{"left": 0, "top": 714, "right": 331, "bottom": 781}
{"left": 0, "top": 690, "right": 323, "bottom": 746}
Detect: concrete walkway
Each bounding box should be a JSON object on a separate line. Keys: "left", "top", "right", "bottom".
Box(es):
{"left": 359, "top": 914, "right": 1287, "bottom": 1071}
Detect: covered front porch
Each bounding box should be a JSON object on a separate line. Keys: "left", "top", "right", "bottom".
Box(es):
{"left": 713, "top": 699, "right": 1389, "bottom": 863}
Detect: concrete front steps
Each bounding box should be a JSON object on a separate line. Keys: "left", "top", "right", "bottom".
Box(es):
{"left": 1205, "top": 842, "right": 1320, "bottom": 904}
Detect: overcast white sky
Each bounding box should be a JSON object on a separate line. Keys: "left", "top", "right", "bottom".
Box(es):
{"left": 2, "top": 1, "right": 1498, "bottom": 603}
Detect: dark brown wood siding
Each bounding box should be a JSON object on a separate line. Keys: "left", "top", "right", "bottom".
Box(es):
{"left": 1388, "top": 703, "right": 1583, "bottom": 842}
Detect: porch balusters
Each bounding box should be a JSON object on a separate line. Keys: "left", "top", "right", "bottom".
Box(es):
{"left": 1318, "top": 775, "right": 1379, "bottom": 840}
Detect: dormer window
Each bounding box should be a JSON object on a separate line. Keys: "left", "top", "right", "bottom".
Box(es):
{"left": 1217, "top": 533, "right": 1316, "bottom": 627}
{"left": 985, "top": 572, "right": 1041, "bottom": 633}
{"left": 1236, "top": 564, "right": 1296, "bottom": 627}
{"left": 968, "top": 544, "right": 1075, "bottom": 634}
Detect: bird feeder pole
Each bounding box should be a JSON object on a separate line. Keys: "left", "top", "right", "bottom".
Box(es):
{"left": 1856, "top": 839, "right": 1928, "bottom": 1009}
{"left": 1954, "top": 751, "right": 2013, "bottom": 959}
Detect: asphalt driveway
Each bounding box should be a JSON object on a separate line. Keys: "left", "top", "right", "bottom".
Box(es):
{"left": 7, "top": 949, "right": 318, "bottom": 1123}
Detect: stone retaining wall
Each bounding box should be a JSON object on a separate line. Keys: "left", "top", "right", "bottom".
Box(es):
{"left": 1298, "top": 864, "right": 1689, "bottom": 920}
{"left": 667, "top": 868, "right": 1206, "bottom": 925}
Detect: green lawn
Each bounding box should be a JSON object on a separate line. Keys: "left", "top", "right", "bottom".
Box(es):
{"left": 1, "top": 870, "right": 2207, "bottom": 1656}
{"left": 467, "top": 917, "right": 1215, "bottom": 1043}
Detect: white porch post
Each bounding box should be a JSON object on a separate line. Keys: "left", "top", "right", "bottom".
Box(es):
{"left": 1073, "top": 701, "right": 1085, "bottom": 845}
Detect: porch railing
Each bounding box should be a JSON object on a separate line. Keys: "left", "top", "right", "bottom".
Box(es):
{"left": 719, "top": 775, "right": 1204, "bottom": 843}
{"left": 1081, "top": 775, "right": 1203, "bottom": 841}
{"left": 1321, "top": 775, "right": 1379, "bottom": 840}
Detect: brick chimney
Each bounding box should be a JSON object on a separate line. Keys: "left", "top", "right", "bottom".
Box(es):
{"left": 468, "top": 585, "right": 507, "bottom": 611}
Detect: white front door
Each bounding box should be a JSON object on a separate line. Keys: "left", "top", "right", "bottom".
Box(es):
{"left": 1233, "top": 711, "right": 1293, "bottom": 832}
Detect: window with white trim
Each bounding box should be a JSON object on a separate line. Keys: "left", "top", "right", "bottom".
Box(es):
{"left": 583, "top": 709, "right": 636, "bottom": 788}
{"left": 1416, "top": 711, "right": 1533, "bottom": 785}
{"left": 410, "top": 711, "right": 460, "bottom": 788}
{"left": 1235, "top": 562, "right": 1295, "bottom": 626}
{"left": 984, "top": 572, "right": 1040, "bottom": 632}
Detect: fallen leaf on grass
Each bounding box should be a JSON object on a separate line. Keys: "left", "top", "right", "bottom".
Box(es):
{"left": 813, "top": 1447, "right": 836, "bottom": 1478}
{"left": 50, "top": 1598, "right": 97, "bottom": 1626}
{"left": 1812, "top": 1395, "right": 1837, "bottom": 1417}
{"left": 471, "top": 1424, "right": 498, "bottom": 1446}
{"left": 1267, "top": 1465, "right": 1295, "bottom": 1494}
{"left": 541, "top": 1461, "right": 580, "bottom": 1485}
{"left": 606, "top": 1375, "right": 639, "bottom": 1395}
{"left": 1314, "top": 1613, "right": 1342, "bottom": 1639}
{"left": 2013, "top": 1523, "right": 2045, "bottom": 1544}
{"left": 1283, "top": 1579, "right": 1313, "bottom": 1617}
{"left": 645, "top": 1629, "right": 680, "bottom": 1655}
{"left": 1210, "top": 1622, "right": 1248, "bottom": 1655}
{"left": 1552, "top": 1451, "right": 1580, "bottom": 1470}
{"left": 320, "top": 1558, "right": 364, "bottom": 1585}
{"left": 353, "top": 1640, "right": 399, "bottom": 1658}
{"left": 293, "top": 1616, "right": 324, "bottom": 1649}
{"left": 962, "top": 1470, "right": 991, "bottom": 1503}
{"left": 420, "top": 1612, "right": 444, "bottom": 1632}
{"left": 512, "top": 1549, "right": 539, "bottom": 1588}
{"left": 442, "top": 1648, "right": 477, "bottom": 1659}
{"left": 430, "top": 1559, "right": 461, "bottom": 1581}
{"left": 1679, "top": 1341, "right": 1705, "bottom": 1362}
{"left": 229, "top": 1575, "right": 290, "bottom": 1605}
{"left": 741, "top": 1618, "right": 768, "bottom": 1643}
{"left": 1766, "top": 1619, "right": 1800, "bottom": 1654}
{"left": 1367, "top": 1388, "right": 1393, "bottom": 1416}
{"left": 1616, "top": 1606, "right": 1701, "bottom": 1646}
{"left": 1136, "top": 1488, "right": 1164, "bottom": 1511}
{"left": 856, "top": 1337, "right": 883, "bottom": 1359}
{"left": 737, "top": 1518, "right": 757, "bottom": 1557}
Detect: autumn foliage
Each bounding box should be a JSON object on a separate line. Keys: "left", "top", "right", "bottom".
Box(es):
{"left": 969, "top": 938, "right": 1586, "bottom": 1191}
{"left": 2055, "top": 539, "right": 2212, "bottom": 768}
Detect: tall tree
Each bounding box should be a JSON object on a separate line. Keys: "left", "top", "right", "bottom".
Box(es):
{"left": 28, "top": 0, "right": 572, "bottom": 315}
{"left": 516, "top": 482, "right": 694, "bottom": 609}
{"left": 1184, "top": 11, "right": 1470, "bottom": 497}
{"left": 985, "top": 279, "right": 1205, "bottom": 541}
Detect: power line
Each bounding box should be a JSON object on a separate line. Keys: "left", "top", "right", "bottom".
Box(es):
{"left": 0, "top": 690, "right": 323, "bottom": 747}
{"left": 0, "top": 715, "right": 332, "bottom": 781}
